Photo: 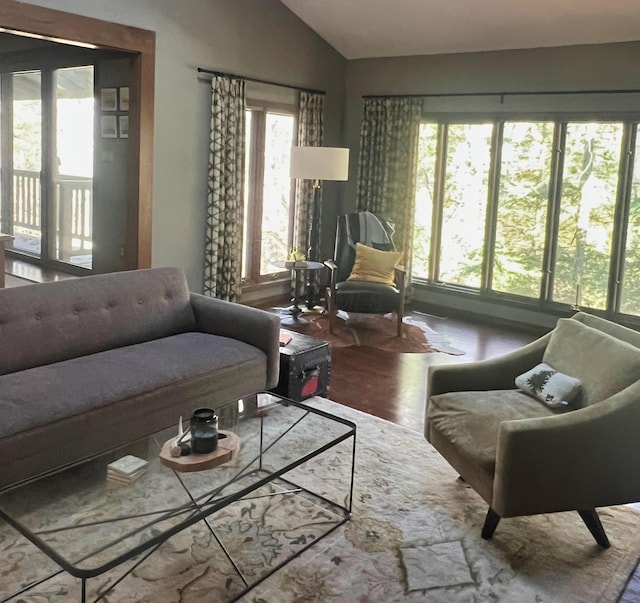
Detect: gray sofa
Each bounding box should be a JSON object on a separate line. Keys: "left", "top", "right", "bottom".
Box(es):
{"left": 0, "top": 267, "right": 280, "bottom": 489}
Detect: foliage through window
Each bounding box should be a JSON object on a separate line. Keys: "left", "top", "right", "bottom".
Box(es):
{"left": 413, "top": 117, "right": 640, "bottom": 319}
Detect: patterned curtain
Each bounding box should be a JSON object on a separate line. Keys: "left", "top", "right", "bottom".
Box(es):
{"left": 293, "top": 91, "right": 324, "bottom": 255}
{"left": 204, "top": 76, "right": 246, "bottom": 301}
{"left": 356, "top": 97, "right": 422, "bottom": 273}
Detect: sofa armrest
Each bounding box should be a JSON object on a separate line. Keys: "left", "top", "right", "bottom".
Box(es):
{"left": 428, "top": 332, "right": 551, "bottom": 397}
{"left": 189, "top": 293, "right": 280, "bottom": 389}
{"left": 493, "top": 381, "right": 640, "bottom": 517}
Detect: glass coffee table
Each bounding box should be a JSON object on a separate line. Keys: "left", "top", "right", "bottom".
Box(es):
{"left": 0, "top": 393, "right": 356, "bottom": 602}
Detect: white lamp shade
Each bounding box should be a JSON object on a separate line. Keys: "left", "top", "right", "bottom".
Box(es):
{"left": 290, "top": 146, "right": 349, "bottom": 181}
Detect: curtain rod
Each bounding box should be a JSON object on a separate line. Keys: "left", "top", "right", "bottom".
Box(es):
{"left": 363, "top": 88, "right": 640, "bottom": 100}
{"left": 197, "top": 67, "right": 325, "bottom": 96}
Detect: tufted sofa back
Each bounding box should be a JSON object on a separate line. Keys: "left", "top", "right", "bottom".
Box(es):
{"left": 0, "top": 267, "right": 196, "bottom": 376}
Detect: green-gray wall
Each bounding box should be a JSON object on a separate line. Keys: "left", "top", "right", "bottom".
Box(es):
{"left": 21, "top": 0, "right": 347, "bottom": 291}
{"left": 344, "top": 41, "right": 640, "bottom": 210}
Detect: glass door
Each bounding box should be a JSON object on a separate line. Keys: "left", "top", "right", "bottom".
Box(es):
{"left": 52, "top": 66, "right": 94, "bottom": 269}
{"left": 1, "top": 66, "right": 94, "bottom": 270}
{"left": 11, "top": 70, "right": 42, "bottom": 257}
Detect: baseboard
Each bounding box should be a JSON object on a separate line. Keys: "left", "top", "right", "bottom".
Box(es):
{"left": 409, "top": 301, "right": 550, "bottom": 336}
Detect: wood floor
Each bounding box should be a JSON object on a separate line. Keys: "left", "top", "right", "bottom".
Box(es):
{"left": 285, "top": 310, "right": 539, "bottom": 432}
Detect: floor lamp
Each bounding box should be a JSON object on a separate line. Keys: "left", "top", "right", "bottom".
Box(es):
{"left": 290, "top": 146, "right": 349, "bottom": 307}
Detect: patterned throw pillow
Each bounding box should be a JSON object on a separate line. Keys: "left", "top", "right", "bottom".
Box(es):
{"left": 515, "top": 363, "right": 582, "bottom": 409}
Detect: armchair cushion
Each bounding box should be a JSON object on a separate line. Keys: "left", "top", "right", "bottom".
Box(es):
{"left": 334, "top": 280, "right": 400, "bottom": 313}
{"left": 515, "top": 362, "right": 582, "bottom": 409}
{"left": 543, "top": 318, "right": 640, "bottom": 406}
{"left": 347, "top": 242, "right": 402, "bottom": 286}
{"left": 427, "top": 389, "right": 555, "bottom": 503}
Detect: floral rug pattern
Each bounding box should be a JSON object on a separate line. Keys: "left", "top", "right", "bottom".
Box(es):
{"left": 1, "top": 397, "right": 639, "bottom": 602}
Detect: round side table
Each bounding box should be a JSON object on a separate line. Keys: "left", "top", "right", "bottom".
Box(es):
{"left": 273, "top": 260, "right": 324, "bottom": 322}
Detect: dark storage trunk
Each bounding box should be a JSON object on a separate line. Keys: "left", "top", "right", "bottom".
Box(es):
{"left": 271, "top": 330, "right": 330, "bottom": 401}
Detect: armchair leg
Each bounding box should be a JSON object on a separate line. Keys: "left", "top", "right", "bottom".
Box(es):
{"left": 481, "top": 507, "right": 501, "bottom": 540}
{"left": 326, "top": 287, "right": 336, "bottom": 334}
{"left": 578, "top": 509, "right": 611, "bottom": 548}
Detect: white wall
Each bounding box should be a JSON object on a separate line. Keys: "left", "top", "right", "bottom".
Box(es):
{"left": 20, "top": 0, "right": 347, "bottom": 290}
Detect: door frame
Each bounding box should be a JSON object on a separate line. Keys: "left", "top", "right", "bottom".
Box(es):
{"left": 0, "top": 0, "right": 155, "bottom": 269}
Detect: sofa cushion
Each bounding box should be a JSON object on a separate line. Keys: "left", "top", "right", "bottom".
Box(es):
{"left": 0, "top": 268, "right": 196, "bottom": 376}
{"left": 0, "top": 332, "right": 264, "bottom": 438}
{"left": 543, "top": 318, "right": 640, "bottom": 406}
{"left": 0, "top": 332, "right": 267, "bottom": 487}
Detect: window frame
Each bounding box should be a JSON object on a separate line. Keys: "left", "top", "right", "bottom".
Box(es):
{"left": 243, "top": 98, "right": 298, "bottom": 285}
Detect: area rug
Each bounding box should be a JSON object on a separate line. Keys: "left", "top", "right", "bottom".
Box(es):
{"left": 281, "top": 311, "right": 464, "bottom": 355}
{"left": 1, "top": 398, "right": 638, "bottom": 602}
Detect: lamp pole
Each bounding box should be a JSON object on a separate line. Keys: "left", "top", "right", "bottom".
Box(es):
{"left": 307, "top": 180, "right": 321, "bottom": 262}
{"left": 306, "top": 179, "right": 322, "bottom": 308}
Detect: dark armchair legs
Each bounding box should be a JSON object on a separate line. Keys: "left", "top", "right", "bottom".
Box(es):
{"left": 578, "top": 509, "right": 611, "bottom": 548}
{"left": 481, "top": 507, "right": 610, "bottom": 548}
{"left": 481, "top": 508, "right": 501, "bottom": 540}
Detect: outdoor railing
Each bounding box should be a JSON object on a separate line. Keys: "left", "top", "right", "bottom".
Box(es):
{"left": 11, "top": 169, "right": 92, "bottom": 262}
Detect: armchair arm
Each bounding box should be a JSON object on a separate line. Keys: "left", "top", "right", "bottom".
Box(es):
{"left": 324, "top": 259, "right": 338, "bottom": 291}
{"left": 493, "top": 380, "right": 640, "bottom": 517}
{"left": 189, "top": 293, "right": 280, "bottom": 388}
{"left": 428, "top": 332, "right": 551, "bottom": 397}
{"left": 394, "top": 264, "right": 406, "bottom": 290}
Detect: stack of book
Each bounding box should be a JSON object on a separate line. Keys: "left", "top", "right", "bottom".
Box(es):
{"left": 106, "top": 455, "right": 148, "bottom": 485}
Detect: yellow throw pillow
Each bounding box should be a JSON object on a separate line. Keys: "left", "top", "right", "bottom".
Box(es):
{"left": 347, "top": 242, "right": 402, "bottom": 286}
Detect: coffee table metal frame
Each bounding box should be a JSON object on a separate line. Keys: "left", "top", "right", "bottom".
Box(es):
{"left": 0, "top": 394, "right": 356, "bottom": 602}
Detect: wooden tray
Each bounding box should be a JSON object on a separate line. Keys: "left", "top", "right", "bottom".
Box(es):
{"left": 159, "top": 430, "right": 240, "bottom": 472}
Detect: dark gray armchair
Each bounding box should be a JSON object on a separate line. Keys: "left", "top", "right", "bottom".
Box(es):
{"left": 324, "top": 211, "right": 406, "bottom": 337}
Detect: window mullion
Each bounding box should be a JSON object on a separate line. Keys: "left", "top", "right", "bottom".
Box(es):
{"left": 609, "top": 122, "right": 636, "bottom": 315}
{"left": 429, "top": 123, "right": 446, "bottom": 282}
{"left": 541, "top": 122, "right": 566, "bottom": 303}
{"left": 482, "top": 121, "right": 502, "bottom": 293}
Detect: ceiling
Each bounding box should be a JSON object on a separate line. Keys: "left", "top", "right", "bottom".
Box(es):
{"left": 280, "top": 0, "right": 640, "bottom": 60}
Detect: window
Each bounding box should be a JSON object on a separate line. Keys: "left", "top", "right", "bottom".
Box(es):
{"left": 414, "top": 117, "right": 640, "bottom": 321}
{"left": 242, "top": 102, "right": 296, "bottom": 282}
{"left": 439, "top": 123, "right": 492, "bottom": 288}
{"left": 493, "top": 122, "right": 553, "bottom": 298}
{"left": 552, "top": 123, "right": 622, "bottom": 309}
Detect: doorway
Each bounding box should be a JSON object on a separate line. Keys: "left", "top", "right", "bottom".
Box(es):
{"left": 4, "top": 66, "right": 94, "bottom": 270}
{"left": 0, "top": 0, "right": 155, "bottom": 272}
